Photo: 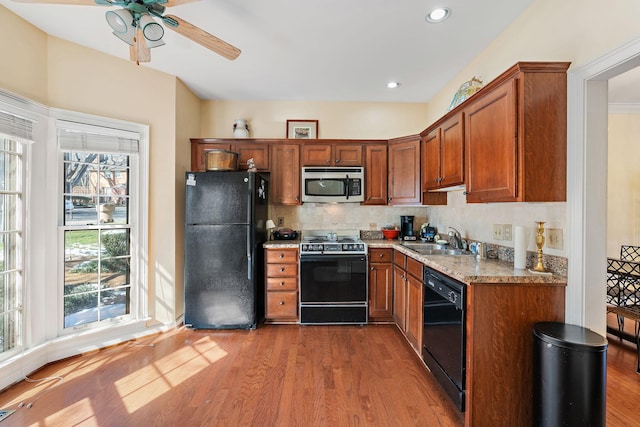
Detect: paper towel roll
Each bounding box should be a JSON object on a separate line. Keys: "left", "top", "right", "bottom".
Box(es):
{"left": 514, "top": 226, "right": 528, "bottom": 269}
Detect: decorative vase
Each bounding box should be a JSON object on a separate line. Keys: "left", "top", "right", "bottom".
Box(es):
{"left": 233, "top": 119, "right": 250, "bottom": 138}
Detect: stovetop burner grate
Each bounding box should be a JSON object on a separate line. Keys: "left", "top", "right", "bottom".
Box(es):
{"left": 299, "top": 230, "right": 366, "bottom": 254}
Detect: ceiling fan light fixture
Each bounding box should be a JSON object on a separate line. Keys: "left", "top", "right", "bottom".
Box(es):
{"left": 106, "top": 9, "right": 134, "bottom": 34}
{"left": 139, "top": 14, "right": 164, "bottom": 42}
{"left": 426, "top": 7, "right": 451, "bottom": 23}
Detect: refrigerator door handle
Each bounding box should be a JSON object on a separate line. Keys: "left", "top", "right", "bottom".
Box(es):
{"left": 247, "top": 231, "right": 253, "bottom": 280}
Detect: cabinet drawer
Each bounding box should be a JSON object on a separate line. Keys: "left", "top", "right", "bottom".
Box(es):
{"left": 266, "top": 249, "right": 298, "bottom": 263}
{"left": 266, "top": 277, "right": 298, "bottom": 291}
{"left": 394, "top": 251, "right": 407, "bottom": 268}
{"left": 267, "top": 263, "right": 298, "bottom": 277}
{"left": 369, "top": 248, "right": 393, "bottom": 263}
{"left": 266, "top": 291, "right": 298, "bottom": 319}
{"left": 406, "top": 257, "right": 423, "bottom": 279}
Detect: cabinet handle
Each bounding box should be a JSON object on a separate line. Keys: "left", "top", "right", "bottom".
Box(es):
{"left": 326, "top": 160, "right": 331, "bottom": 164}
{"left": 279, "top": 253, "right": 285, "bottom": 258}
{"left": 379, "top": 253, "right": 384, "bottom": 258}
{"left": 280, "top": 268, "right": 285, "bottom": 272}
{"left": 280, "top": 281, "right": 285, "bottom": 286}
{"left": 433, "top": 178, "right": 438, "bottom": 183}
{"left": 296, "top": 196, "right": 299, "bottom": 201}
{"left": 336, "top": 159, "right": 340, "bottom": 164}
{"left": 370, "top": 266, "right": 374, "bottom": 270}
{"left": 279, "top": 301, "right": 285, "bottom": 305}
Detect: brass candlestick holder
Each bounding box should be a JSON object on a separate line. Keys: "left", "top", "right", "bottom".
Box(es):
{"left": 533, "top": 221, "right": 547, "bottom": 272}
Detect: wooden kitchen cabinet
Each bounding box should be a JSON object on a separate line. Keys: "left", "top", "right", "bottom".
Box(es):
{"left": 189, "top": 139, "right": 269, "bottom": 172}
{"left": 463, "top": 62, "right": 570, "bottom": 203}
{"left": 388, "top": 136, "right": 421, "bottom": 205}
{"left": 422, "top": 112, "right": 464, "bottom": 191}
{"left": 363, "top": 143, "right": 388, "bottom": 205}
{"left": 391, "top": 251, "right": 423, "bottom": 354}
{"left": 300, "top": 142, "right": 362, "bottom": 166}
{"left": 270, "top": 144, "right": 301, "bottom": 205}
{"left": 368, "top": 248, "right": 394, "bottom": 322}
{"left": 392, "top": 250, "right": 407, "bottom": 330}
{"left": 231, "top": 143, "right": 269, "bottom": 170}
{"left": 264, "top": 248, "right": 299, "bottom": 323}
{"left": 404, "top": 257, "right": 423, "bottom": 353}
{"left": 465, "top": 281, "right": 565, "bottom": 427}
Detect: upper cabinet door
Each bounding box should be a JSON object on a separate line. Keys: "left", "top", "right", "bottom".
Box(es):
{"left": 439, "top": 113, "right": 464, "bottom": 188}
{"left": 364, "top": 144, "right": 388, "bottom": 205}
{"left": 388, "top": 137, "right": 421, "bottom": 205}
{"left": 271, "top": 144, "right": 301, "bottom": 205}
{"left": 334, "top": 145, "right": 363, "bottom": 166}
{"left": 464, "top": 79, "right": 518, "bottom": 203}
{"left": 301, "top": 144, "right": 332, "bottom": 166}
{"left": 231, "top": 143, "right": 270, "bottom": 171}
{"left": 301, "top": 143, "right": 363, "bottom": 166}
{"left": 422, "top": 129, "right": 441, "bottom": 191}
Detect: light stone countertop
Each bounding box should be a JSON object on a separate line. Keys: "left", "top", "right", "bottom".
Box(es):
{"left": 263, "top": 239, "right": 567, "bottom": 286}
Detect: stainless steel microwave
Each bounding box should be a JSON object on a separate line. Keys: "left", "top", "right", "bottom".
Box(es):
{"left": 301, "top": 167, "right": 364, "bottom": 203}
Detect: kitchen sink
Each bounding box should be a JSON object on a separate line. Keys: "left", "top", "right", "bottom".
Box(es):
{"left": 401, "top": 242, "right": 472, "bottom": 256}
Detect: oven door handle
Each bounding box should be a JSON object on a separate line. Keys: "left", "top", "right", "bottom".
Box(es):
{"left": 300, "top": 254, "right": 366, "bottom": 263}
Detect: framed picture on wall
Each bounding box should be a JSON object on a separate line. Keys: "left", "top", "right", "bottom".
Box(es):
{"left": 286, "top": 120, "right": 318, "bottom": 139}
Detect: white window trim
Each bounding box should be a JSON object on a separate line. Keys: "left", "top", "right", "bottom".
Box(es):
{"left": 50, "top": 108, "right": 150, "bottom": 336}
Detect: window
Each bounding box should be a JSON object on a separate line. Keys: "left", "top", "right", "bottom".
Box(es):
{"left": 0, "top": 111, "right": 31, "bottom": 355}
{"left": 58, "top": 121, "right": 143, "bottom": 331}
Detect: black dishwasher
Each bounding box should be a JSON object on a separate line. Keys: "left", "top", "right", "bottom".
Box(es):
{"left": 422, "top": 266, "right": 466, "bottom": 411}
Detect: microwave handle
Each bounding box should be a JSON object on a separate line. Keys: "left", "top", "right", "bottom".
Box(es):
{"left": 345, "top": 175, "right": 351, "bottom": 200}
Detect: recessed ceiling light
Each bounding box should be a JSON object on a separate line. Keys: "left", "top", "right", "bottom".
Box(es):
{"left": 387, "top": 82, "right": 400, "bottom": 89}
{"left": 426, "top": 7, "right": 451, "bottom": 23}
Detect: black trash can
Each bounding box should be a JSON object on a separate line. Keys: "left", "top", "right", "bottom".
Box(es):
{"left": 533, "top": 322, "right": 608, "bottom": 427}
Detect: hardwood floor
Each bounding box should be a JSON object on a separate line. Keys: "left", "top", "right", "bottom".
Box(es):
{"left": 0, "top": 324, "right": 638, "bottom": 426}
{"left": 0, "top": 325, "right": 463, "bottom": 426}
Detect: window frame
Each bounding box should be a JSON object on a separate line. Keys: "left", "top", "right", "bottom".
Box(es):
{"left": 51, "top": 109, "right": 149, "bottom": 336}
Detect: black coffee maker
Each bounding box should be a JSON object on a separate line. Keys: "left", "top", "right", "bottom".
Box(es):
{"left": 400, "top": 216, "right": 416, "bottom": 240}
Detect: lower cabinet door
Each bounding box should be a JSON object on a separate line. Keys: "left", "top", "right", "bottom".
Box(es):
{"left": 266, "top": 291, "right": 298, "bottom": 319}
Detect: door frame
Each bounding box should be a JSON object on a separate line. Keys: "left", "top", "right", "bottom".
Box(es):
{"left": 567, "top": 35, "right": 640, "bottom": 335}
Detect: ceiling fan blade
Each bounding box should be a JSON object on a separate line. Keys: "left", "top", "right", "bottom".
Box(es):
{"left": 130, "top": 29, "right": 151, "bottom": 65}
{"left": 10, "top": 0, "right": 99, "bottom": 4}
{"left": 164, "top": 14, "right": 240, "bottom": 61}
{"left": 164, "top": 0, "right": 200, "bottom": 6}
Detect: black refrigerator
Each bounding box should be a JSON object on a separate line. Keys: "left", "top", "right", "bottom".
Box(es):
{"left": 184, "top": 171, "right": 269, "bottom": 329}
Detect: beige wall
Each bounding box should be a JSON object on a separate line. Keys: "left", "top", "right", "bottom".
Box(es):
{"left": 608, "top": 113, "right": 640, "bottom": 257}
{"left": 200, "top": 100, "right": 428, "bottom": 139}
{"left": 45, "top": 37, "right": 182, "bottom": 324}
{"left": 174, "top": 80, "right": 201, "bottom": 318}
{"left": 0, "top": 6, "right": 47, "bottom": 104}
{"left": 426, "top": 0, "right": 640, "bottom": 122}
{"left": 1, "top": 4, "right": 197, "bottom": 326}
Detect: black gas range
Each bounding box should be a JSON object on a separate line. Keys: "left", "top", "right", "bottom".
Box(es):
{"left": 299, "top": 230, "right": 368, "bottom": 325}
{"left": 300, "top": 230, "right": 367, "bottom": 255}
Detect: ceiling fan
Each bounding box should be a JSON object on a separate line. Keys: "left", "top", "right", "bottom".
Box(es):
{"left": 11, "top": 0, "right": 241, "bottom": 64}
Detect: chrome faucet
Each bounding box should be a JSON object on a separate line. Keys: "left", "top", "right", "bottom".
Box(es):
{"left": 448, "top": 227, "right": 463, "bottom": 249}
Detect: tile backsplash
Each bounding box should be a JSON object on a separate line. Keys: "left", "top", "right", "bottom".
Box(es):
{"left": 268, "top": 190, "right": 568, "bottom": 265}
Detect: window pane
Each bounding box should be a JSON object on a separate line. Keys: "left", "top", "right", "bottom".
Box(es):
{"left": 0, "top": 143, "right": 19, "bottom": 192}
{"left": 0, "top": 194, "right": 18, "bottom": 232}
{"left": 64, "top": 292, "right": 99, "bottom": 328}
{"left": 0, "top": 273, "right": 19, "bottom": 311}
{"left": 0, "top": 134, "right": 24, "bottom": 355}
{"left": 100, "top": 287, "right": 130, "bottom": 321}
{"left": 64, "top": 153, "right": 130, "bottom": 226}
{"left": 64, "top": 230, "right": 99, "bottom": 296}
